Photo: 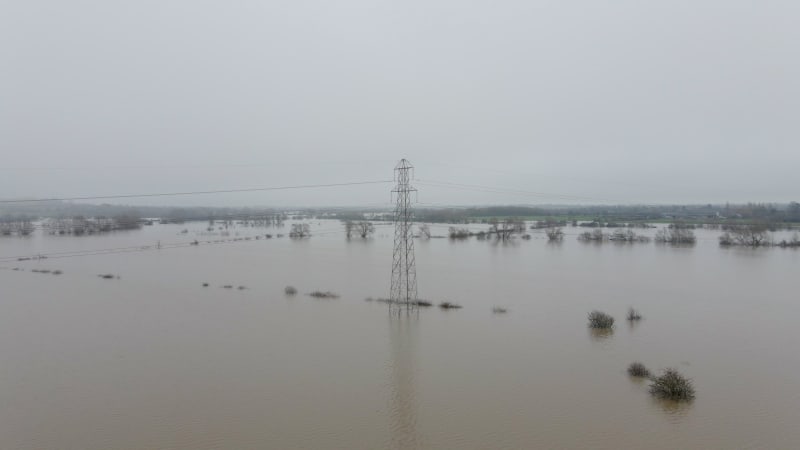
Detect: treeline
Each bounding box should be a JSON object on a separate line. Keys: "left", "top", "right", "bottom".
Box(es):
{"left": 44, "top": 215, "right": 141, "bottom": 235}
{"left": 413, "top": 202, "right": 800, "bottom": 225}
{"left": 0, "top": 201, "right": 289, "bottom": 223}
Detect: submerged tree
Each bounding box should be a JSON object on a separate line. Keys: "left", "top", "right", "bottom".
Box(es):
{"left": 344, "top": 221, "right": 354, "bottom": 239}
{"left": 448, "top": 227, "right": 471, "bottom": 239}
{"left": 356, "top": 221, "right": 374, "bottom": 239}
{"left": 655, "top": 222, "right": 696, "bottom": 244}
{"left": 289, "top": 223, "right": 311, "bottom": 238}
{"left": 719, "top": 223, "right": 771, "bottom": 247}
{"left": 418, "top": 223, "right": 431, "bottom": 239}
{"left": 578, "top": 229, "right": 606, "bottom": 242}
{"left": 489, "top": 218, "right": 525, "bottom": 241}
{"left": 546, "top": 227, "right": 564, "bottom": 242}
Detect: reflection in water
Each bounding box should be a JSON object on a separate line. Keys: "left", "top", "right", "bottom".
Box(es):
{"left": 388, "top": 312, "right": 420, "bottom": 450}
{"left": 626, "top": 318, "right": 643, "bottom": 332}
{"left": 588, "top": 327, "right": 615, "bottom": 342}
{"left": 649, "top": 396, "right": 694, "bottom": 420}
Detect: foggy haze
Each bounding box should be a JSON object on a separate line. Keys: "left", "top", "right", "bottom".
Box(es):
{"left": 1, "top": 0, "right": 798, "bottom": 207}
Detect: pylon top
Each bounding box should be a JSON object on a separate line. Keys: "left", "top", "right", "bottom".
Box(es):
{"left": 394, "top": 159, "right": 414, "bottom": 170}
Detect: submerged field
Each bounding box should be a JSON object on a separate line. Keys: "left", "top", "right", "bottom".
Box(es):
{"left": 1, "top": 220, "right": 798, "bottom": 449}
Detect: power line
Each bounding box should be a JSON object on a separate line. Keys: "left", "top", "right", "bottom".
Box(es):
{"left": 0, "top": 159, "right": 396, "bottom": 172}
{"left": 0, "top": 180, "right": 393, "bottom": 204}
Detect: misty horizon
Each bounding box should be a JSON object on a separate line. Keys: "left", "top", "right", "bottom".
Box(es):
{"left": 2, "top": 1, "right": 799, "bottom": 207}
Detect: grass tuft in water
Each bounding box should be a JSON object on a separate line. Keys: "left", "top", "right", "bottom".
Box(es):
{"left": 285, "top": 286, "right": 298, "bottom": 296}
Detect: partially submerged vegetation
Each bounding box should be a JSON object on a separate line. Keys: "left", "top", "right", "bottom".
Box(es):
{"left": 0, "top": 219, "right": 35, "bottom": 236}
{"left": 588, "top": 310, "right": 614, "bottom": 329}
{"left": 579, "top": 229, "right": 649, "bottom": 243}
{"left": 439, "top": 301, "right": 462, "bottom": 309}
{"left": 627, "top": 362, "right": 651, "bottom": 378}
{"left": 777, "top": 233, "right": 800, "bottom": 248}
{"left": 545, "top": 227, "right": 564, "bottom": 242}
{"left": 98, "top": 274, "right": 118, "bottom": 279}
{"left": 365, "top": 297, "right": 433, "bottom": 307}
{"left": 289, "top": 223, "right": 311, "bottom": 238}
{"left": 344, "top": 220, "right": 375, "bottom": 239}
{"left": 284, "top": 286, "right": 298, "bottom": 296}
{"left": 655, "top": 222, "right": 697, "bottom": 244}
{"left": 719, "top": 223, "right": 771, "bottom": 247}
{"left": 45, "top": 215, "right": 141, "bottom": 235}
{"left": 308, "top": 291, "right": 340, "bottom": 299}
{"left": 492, "top": 306, "right": 508, "bottom": 314}
{"left": 649, "top": 368, "right": 695, "bottom": 400}
{"left": 627, "top": 307, "right": 642, "bottom": 321}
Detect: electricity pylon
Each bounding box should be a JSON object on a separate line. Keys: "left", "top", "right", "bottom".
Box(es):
{"left": 390, "top": 159, "right": 418, "bottom": 310}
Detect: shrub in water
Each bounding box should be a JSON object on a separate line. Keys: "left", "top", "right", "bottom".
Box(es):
{"left": 308, "top": 291, "right": 339, "bottom": 299}
{"left": 627, "top": 362, "right": 651, "bottom": 378}
{"left": 649, "top": 368, "right": 695, "bottom": 400}
{"left": 588, "top": 310, "right": 614, "bottom": 329}
{"left": 627, "top": 307, "right": 642, "bottom": 321}
{"left": 285, "top": 286, "right": 298, "bottom": 295}
{"left": 439, "top": 301, "right": 463, "bottom": 309}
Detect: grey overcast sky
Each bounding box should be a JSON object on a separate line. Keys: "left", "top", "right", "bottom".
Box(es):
{"left": 1, "top": 0, "right": 798, "bottom": 207}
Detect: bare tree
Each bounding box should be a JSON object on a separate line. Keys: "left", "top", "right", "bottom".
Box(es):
{"left": 655, "top": 222, "right": 696, "bottom": 244}
{"left": 719, "top": 223, "right": 771, "bottom": 247}
{"left": 732, "top": 223, "right": 770, "bottom": 246}
{"left": 344, "top": 221, "right": 354, "bottom": 239}
{"left": 546, "top": 227, "right": 564, "bottom": 241}
{"left": 578, "top": 229, "right": 606, "bottom": 241}
{"left": 418, "top": 223, "right": 431, "bottom": 239}
{"left": 489, "top": 218, "right": 525, "bottom": 240}
{"left": 356, "top": 221, "right": 374, "bottom": 239}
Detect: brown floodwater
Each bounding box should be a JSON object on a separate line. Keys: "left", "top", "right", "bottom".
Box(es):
{"left": 1, "top": 221, "right": 798, "bottom": 449}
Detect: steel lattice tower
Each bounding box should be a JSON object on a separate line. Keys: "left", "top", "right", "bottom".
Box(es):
{"left": 390, "top": 159, "right": 418, "bottom": 309}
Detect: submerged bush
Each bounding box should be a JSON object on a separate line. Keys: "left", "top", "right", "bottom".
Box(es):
{"left": 284, "top": 286, "right": 298, "bottom": 296}
{"left": 627, "top": 307, "right": 642, "bottom": 321}
{"left": 492, "top": 306, "right": 508, "bottom": 314}
{"left": 308, "top": 291, "right": 339, "bottom": 299}
{"left": 649, "top": 368, "right": 695, "bottom": 400}
{"left": 627, "top": 362, "right": 651, "bottom": 378}
{"left": 588, "top": 310, "right": 614, "bottom": 329}
{"left": 545, "top": 227, "right": 564, "bottom": 242}
{"left": 439, "top": 301, "right": 462, "bottom": 309}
